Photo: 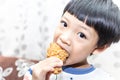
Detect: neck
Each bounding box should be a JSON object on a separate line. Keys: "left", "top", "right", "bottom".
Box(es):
{"left": 68, "top": 61, "right": 90, "bottom": 68}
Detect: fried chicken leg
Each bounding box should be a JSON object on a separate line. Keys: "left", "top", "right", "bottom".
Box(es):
{"left": 47, "top": 42, "right": 68, "bottom": 74}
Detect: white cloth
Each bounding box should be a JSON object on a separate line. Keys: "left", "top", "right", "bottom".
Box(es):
{"left": 50, "top": 68, "right": 115, "bottom": 80}
{"left": 23, "top": 65, "right": 115, "bottom": 80}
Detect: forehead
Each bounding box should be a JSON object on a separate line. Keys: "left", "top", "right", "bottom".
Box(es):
{"left": 62, "top": 12, "right": 90, "bottom": 30}
{"left": 62, "top": 12, "right": 88, "bottom": 25}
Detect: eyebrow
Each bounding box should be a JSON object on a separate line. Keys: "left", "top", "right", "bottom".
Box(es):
{"left": 62, "top": 16, "right": 70, "bottom": 23}
{"left": 80, "top": 25, "right": 88, "bottom": 31}
{"left": 79, "top": 25, "right": 92, "bottom": 35}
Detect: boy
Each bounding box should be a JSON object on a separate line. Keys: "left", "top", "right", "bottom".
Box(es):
{"left": 23, "top": 0, "right": 120, "bottom": 80}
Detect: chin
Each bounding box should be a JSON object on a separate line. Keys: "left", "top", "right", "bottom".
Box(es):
{"left": 63, "top": 60, "right": 73, "bottom": 66}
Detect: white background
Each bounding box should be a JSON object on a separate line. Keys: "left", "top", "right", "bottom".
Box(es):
{"left": 0, "top": 0, "right": 120, "bottom": 80}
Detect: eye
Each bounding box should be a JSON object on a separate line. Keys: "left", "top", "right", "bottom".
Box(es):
{"left": 77, "top": 32, "right": 86, "bottom": 39}
{"left": 60, "top": 21, "right": 67, "bottom": 27}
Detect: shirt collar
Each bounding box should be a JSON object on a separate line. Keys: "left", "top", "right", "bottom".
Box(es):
{"left": 62, "top": 65, "right": 95, "bottom": 74}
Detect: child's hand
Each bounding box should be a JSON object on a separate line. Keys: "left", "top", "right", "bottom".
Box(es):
{"left": 32, "top": 57, "right": 63, "bottom": 80}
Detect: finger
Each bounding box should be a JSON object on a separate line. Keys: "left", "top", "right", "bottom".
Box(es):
{"left": 32, "top": 64, "right": 54, "bottom": 80}
{"left": 32, "top": 57, "right": 63, "bottom": 80}
{"left": 46, "top": 57, "right": 63, "bottom": 65}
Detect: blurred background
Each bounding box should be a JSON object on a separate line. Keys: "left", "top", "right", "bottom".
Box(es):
{"left": 0, "top": 0, "right": 120, "bottom": 80}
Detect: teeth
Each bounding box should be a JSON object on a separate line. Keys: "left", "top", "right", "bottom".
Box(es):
{"left": 47, "top": 42, "right": 68, "bottom": 74}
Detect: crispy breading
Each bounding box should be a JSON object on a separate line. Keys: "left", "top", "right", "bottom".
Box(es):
{"left": 47, "top": 42, "right": 68, "bottom": 74}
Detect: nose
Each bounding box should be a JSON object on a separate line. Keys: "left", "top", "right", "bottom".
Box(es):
{"left": 59, "top": 31, "right": 72, "bottom": 46}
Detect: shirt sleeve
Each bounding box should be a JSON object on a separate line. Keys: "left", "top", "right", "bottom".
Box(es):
{"left": 23, "top": 70, "right": 32, "bottom": 80}
{"left": 23, "top": 66, "right": 33, "bottom": 80}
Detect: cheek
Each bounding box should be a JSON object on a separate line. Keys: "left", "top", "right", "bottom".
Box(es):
{"left": 71, "top": 43, "right": 92, "bottom": 58}
{"left": 53, "top": 28, "right": 61, "bottom": 42}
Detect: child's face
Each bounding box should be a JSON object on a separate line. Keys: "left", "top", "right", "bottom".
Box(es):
{"left": 53, "top": 12, "right": 99, "bottom": 67}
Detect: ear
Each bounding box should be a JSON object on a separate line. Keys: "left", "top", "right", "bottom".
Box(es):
{"left": 92, "top": 44, "right": 110, "bottom": 54}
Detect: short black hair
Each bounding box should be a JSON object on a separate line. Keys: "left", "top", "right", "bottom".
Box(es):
{"left": 63, "top": 0, "right": 120, "bottom": 47}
